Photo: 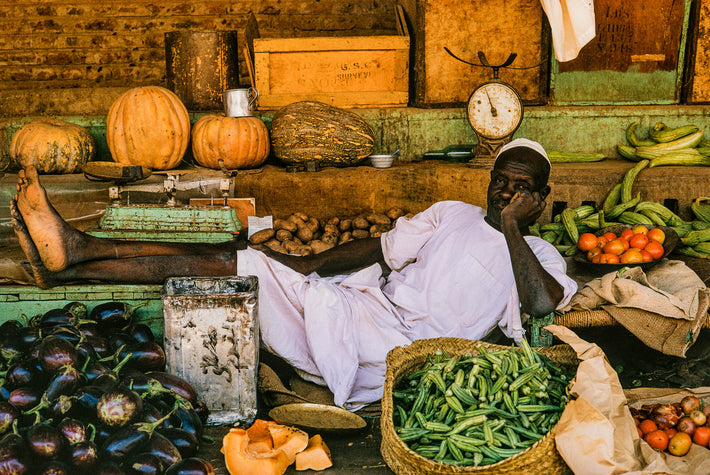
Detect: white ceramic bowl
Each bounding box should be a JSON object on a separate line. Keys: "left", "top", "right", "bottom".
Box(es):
{"left": 370, "top": 154, "right": 394, "bottom": 168}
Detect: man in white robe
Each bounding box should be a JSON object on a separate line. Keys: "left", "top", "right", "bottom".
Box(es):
{"left": 10, "top": 139, "right": 577, "bottom": 410}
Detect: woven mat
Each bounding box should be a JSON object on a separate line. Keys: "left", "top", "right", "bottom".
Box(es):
{"left": 555, "top": 309, "right": 710, "bottom": 329}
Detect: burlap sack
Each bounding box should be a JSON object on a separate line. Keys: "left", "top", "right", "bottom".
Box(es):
{"left": 563, "top": 259, "right": 710, "bottom": 357}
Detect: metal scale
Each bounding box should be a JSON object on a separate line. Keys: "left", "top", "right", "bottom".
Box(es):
{"left": 84, "top": 164, "right": 242, "bottom": 243}
{"left": 445, "top": 49, "right": 525, "bottom": 168}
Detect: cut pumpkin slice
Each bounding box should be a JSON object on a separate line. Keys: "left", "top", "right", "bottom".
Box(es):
{"left": 295, "top": 434, "right": 333, "bottom": 471}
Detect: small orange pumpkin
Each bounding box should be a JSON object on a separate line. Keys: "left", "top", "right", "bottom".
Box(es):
{"left": 10, "top": 118, "right": 96, "bottom": 174}
{"left": 106, "top": 86, "right": 190, "bottom": 170}
{"left": 191, "top": 114, "right": 270, "bottom": 170}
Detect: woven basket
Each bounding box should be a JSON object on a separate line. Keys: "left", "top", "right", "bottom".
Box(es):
{"left": 380, "top": 338, "right": 579, "bottom": 475}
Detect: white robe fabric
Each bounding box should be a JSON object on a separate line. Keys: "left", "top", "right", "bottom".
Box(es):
{"left": 238, "top": 201, "right": 577, "bottom": 410}
{"left": 540, "top": 0, "right": 596, "bottom": 62}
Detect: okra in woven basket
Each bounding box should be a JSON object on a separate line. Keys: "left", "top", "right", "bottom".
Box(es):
{"left": 380, "top": 337, "right": 579, "bottom": 474}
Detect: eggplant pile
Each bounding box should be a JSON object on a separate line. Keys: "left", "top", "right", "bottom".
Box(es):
{"left": 0, "top": 301, "right": 216, "bottom": 475}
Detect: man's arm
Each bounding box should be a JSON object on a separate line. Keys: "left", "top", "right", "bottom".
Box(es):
{"left": 500, "top": 191, "right": 564, "bottom": 317}
{"left": 255, "top": 236, "right": 385, "bottom": 276}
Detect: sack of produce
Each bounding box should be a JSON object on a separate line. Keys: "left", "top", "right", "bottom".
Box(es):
{"left": 380, "top": 337, "right": 579, "bottom": 475}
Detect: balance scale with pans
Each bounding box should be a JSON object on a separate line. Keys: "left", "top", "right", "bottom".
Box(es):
{"left": 82, "top": 162, "right": 249, "bottom": 243}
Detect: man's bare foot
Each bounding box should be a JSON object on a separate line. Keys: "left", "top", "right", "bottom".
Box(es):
{"left": 14, "top": 166, "right": 87, "bottom": 272}
{"left": 11, "top": 199, "right": 61, "bottom": 289}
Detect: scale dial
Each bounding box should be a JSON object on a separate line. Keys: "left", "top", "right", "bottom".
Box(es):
{"left": 467, "top": 81, "right": 523, "bottom": 140}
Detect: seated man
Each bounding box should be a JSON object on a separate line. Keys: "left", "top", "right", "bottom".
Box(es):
{"left": 10, "top": 138, "right": 577, "bottom": 410}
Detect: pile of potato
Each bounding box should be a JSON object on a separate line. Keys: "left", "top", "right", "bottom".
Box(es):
{"left": 249, "top": 207, "right": 412, "bottom": 255}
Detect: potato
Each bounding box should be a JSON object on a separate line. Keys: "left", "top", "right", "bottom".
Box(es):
{"left": 338, "top": 219, "right": 352, "bottom": 232}
{"left": 405, "top": 212, "right": 415, "bottom": 219}
{"left": 288, "top": 214, "right": 306, "bottom": 227}
{"left": 249, "top": 228, "right": 275, "bottom": 244}
{"left": 370, "top": 223, "right": 390, "bottom": 238}
{"left": 294, "top": 211, "right": 309, "bottom": 222}
{"left": 353, "top": 216, "right": 369, "bottom": 230}
{"left": 264, "top": 239, "right": 287, "bottom": 254}
{"left": 296, "top": 225, "right": 314, "bottom": 243}
{"left": 367, "top": 214, "right": 391, "bottom": 225}
{"left": 310, "top": 239, "right": 335, "bottom": 254}
{"left": 306, "top": 217, "right": 320, "bottom": 233}
{"left": 386, "top": 207, "right": 406, "bottom": 220}
{"left": 352, "top": 229, "right": 370, "bottom": 239}
{"left": 275, "top": 229, "right": 293, "bottom": 242}
{"left": 274, "top": 218, "right": 298, "bottom": 233}
{"left": 323, "top": 223, "right": 339, "bottom": 236}
{"left": 326, "top": 216, "right": 340, "bottom": 226}
{"left": 295, "top": 245, "right": 313, "bottom": 256}
{"left": 282, "top": 239, "right": 301, "bottom": 253}
{"left": 321, "top": 231, "right": 338, "bottom": 246}
{"left": 338, "top": 231, "right": 353, "bottom": 244}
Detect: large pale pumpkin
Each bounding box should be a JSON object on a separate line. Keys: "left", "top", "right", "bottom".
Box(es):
{"left": 191, "top": 114, "right": 270, "bottom": 170}
{"left": 10, "top": 118, "right": 96, "bottom": 174}
{"left": 106, "top": 86, "right": 190, "bottom": 170}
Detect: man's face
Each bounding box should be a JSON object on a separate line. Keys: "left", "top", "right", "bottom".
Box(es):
{"left": 486, "top": 154, "right": 549, "bottom": 229}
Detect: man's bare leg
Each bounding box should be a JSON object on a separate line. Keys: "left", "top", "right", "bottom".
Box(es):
{"left": 12, "top": 197, "right": 240, "bottom": 288}
{"left": 14, "top": 166, "right": 242, "bottom": 272}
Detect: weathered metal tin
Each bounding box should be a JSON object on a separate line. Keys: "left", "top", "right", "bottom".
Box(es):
{"left": 162, "top": 276, "right": 259, "bottom": 426}
{"left": 165, "top": 31, "right": 240, "bottom": 111}
{"left": 549, "top": 0, "right": 691, "bottom": 105}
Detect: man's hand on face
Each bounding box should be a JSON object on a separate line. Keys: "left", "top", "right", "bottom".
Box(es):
{"left": 500, "top": 190, "right": 546, "bottom": 228}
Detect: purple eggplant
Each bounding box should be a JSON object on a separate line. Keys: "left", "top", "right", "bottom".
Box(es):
{"left": 68, "top": 440, "right": 99, "bottom": 472}
{"left": 119, "top": 342, "right": 165, "bottom": 372}
{"left": 97, "top": 388, "right": 143, "bottom": 428}
{"left": 96, "top": 461, "right": 126, "bottom": 475}
{"left": 45, "top": 364, "right": 84, "bottom": 401}
{"left": 156, "top": 427, "right": 198, "bottom": 458}
{"left": 38, "top": 460, "right": 70, "bottom": 475}
{"left": 126, "top": 324, "right": 155, "bottom": 344}
{"left": 147, "top": 431, "right": 182, "bottom": 468}
{"left": 164, "top": 458, "right": 216, "bottom": 475}
{"left": 140, "top": 402, "right": 170, "bottom": 428}
{"left": 123, "top": 452, "right": 163, "bottom": 475}
{"left": 83, "top": 359, "right": 111, "bottom": 383}
{"left": 76, "top": 321, "right": 100, "bottom": 338}
{"left": 0, "top": 432, "right": 31, "bottom": 475}
{"left": 38, "top": 308, "right": 77, "bottom": 329}
{"left": 94, "top": 353, "right": 134, "bottom": 393}
{"left": 74, "top": 385, "right": 105, "bottom": 417}
{"left": 145, "top": 372, "right": 197, "bottom": 405}
{"left": 64, "top": 301, "right": 88, "bottom": 320}
{"left": 26, "top": 423, "right": 64, "bottom": 459}
{"left": 0, "top": 403, "right": 18, "bottom": 437}
{"left": 91, "top": 302, "right": 145, "bottom": 330}
{"left": 0, "top": 385, "right": 10, "bottom": 402}
{"left": 7, "top": 387, "right": 40, "bottom": 411}
{"left": 56, "top": 417, "right": 88, "bottom": 445}
{"left": 17, "top": 326, "right": 40, "bottom": 351}
{"left": 48, "top": 326, "right": 83, "bottom": 346}
{"left": 170, "top": 405, "right": 203, "bottom": 440}
{"left": 192, "top": 401, "right": 210, "bottom": 425}
{"left": 101, "top": 425, "right": 150, "bottom": 463}
{"left": 38, "top": 335, "right": 78, "bottom": 372}
{"left": 6, "top": 360, "right": 40, "bottom": 390}
{"left": 87, "top": 335, "right": 113, "bottom": 359}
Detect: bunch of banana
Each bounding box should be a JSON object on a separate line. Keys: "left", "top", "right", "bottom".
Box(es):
{"left": 617, "top": 122, "right": 710, "bottom": 167}
{"left": 530, "top": 160, "right": 710, "bottom": 258}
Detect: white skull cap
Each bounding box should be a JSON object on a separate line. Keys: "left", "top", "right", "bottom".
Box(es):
{"left": 495, "top": 138, "right": 550, "bottom": 165}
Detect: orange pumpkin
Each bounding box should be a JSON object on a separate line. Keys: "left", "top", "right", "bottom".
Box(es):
{"left": 191, "top": 114, "right": 270, "bottom": 170}
{"left": 106, "top": 86, "right": 190, "bottom": 170}
{"left": 10, "top": 118, "right": 96, "bottom": 174}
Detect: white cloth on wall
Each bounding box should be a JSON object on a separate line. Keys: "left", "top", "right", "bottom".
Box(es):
{"left": 239, "top": 201, "right": 577, "bottom": 410}
{"left": 540, "top": 0, "right": 596, "bottom": 62}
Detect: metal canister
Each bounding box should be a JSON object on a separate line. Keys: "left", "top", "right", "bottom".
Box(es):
{"left": 165, "top": 31, "right": 240, "bottom": 111}
{"left": 162, "top": 275, "right": 259, "bottom": 425}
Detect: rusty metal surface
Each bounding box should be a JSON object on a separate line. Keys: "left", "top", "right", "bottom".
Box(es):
{"left": 550, "top": 0, "right": 691, "bottom": 104}
{"left": 162, "top": 276, "right": 259, "bottom": 425}
{"left": 165, "top": 31, "right": 241, "bottom": 111}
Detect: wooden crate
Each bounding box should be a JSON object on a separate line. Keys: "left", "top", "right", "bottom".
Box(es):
{"left": 399, "top": 0, "right": 550, "bottom": 107}
{"left": 550, "top": 0, "right": 691, "bottom": 105}
{"left": 246, "top": 8, "right": 409, "bottom": 110}
{"left": 685, "top": 0, "right": 710, "bottom": 103}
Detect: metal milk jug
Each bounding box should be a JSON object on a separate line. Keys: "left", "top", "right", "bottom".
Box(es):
{"left": 222, "top": 87, "right": 258, "bottom": 117}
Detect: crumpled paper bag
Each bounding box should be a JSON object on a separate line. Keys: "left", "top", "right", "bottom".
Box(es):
{"left": 563, "top": 260, "right": 710, "bottom": 356}
{"left": 548, "top": 325, "right": 710, "bottom": 474}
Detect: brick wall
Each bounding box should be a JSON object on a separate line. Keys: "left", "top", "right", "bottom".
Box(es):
{"left": 0, "top": 1, "right": 399, "bottom": 117}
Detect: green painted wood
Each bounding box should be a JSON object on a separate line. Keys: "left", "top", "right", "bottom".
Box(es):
{"left": 549, "top": 0, "right": 692, "bottom": 105}
{"left": 0, "top": 284, "right": 165, "bottom": 339}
